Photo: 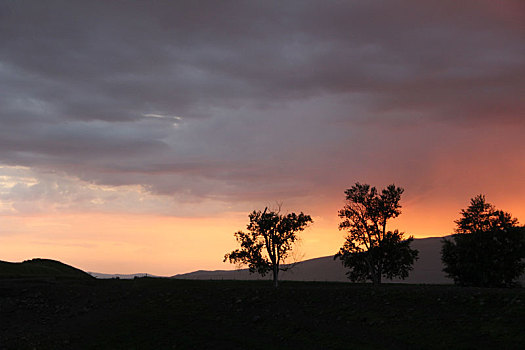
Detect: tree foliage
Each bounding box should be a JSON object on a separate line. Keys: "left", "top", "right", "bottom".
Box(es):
{"left": 224, "top": 207, "right": 312, "bottom": 287}
{"left": 335, "top": 183, "right": 418, "bottom": 284}
{"left": 454, "top": 194, "right": 518, "bottom": 234}
{"left": 442, "top": 195, "right": 525, "bottom": 287}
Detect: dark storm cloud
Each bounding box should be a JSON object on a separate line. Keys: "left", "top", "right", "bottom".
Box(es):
{"left": 1, "top": 0, "right": 524, "bottom": 205}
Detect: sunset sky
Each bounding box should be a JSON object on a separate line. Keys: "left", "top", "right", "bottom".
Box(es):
{"left": 1, "top": 0, "right": 524, "bottom": 276}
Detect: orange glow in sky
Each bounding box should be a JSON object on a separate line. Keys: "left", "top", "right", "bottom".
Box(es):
{"left": 1, "top": 195, "right": 524, "bottom": 275}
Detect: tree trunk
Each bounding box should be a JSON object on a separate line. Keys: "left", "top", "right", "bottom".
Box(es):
{"left": 368, "top": 259, "right": 380, "bottom": 285}
{"left": 273, "top": 266, "right": 279, "bottom": 288}
{"left": 371, "top": 270, "right": 381, "bottom": 285}
{"left": 371, "top": 275, "right": 380, "bottom": 284}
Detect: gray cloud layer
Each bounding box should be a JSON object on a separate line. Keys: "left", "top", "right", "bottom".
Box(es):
{"left": 1, "top": 0, "right": 524, "bottom": 213}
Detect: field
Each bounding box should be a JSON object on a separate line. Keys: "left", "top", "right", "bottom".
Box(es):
{"left": 0, "top": 278, "right": 524, "bottom": 349}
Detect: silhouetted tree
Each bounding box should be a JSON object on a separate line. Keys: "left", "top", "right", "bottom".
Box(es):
{"left": 335, "top": 183, "right": 418, "bottom": 284}
{"left": 454, "top": 194, "right": 518, "bottom": 234}
{"left": 442, "top": 195, "right": 525, "bottom": 287}
{"left": 224, "top": 207, "right": 313, "bottom": 287}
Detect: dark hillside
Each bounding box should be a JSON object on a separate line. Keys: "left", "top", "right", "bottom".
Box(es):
{"left": 0, "top": 259, "right": 94, "bottom": 279}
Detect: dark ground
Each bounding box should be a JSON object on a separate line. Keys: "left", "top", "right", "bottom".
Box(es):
{"left": 0, "top": 278, "right": 524, "bottom": 349}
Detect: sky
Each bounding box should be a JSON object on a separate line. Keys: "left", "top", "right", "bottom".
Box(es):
{"left": 1, "top": 0, "right": 524, "bottom": 275}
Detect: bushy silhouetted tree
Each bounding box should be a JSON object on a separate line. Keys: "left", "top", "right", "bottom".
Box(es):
{"left": 224, "top": 207, "right": 312, "bottom": 287}
{"left": 442, "top": 195, "right": 525, "bottom": 287}
{"left": 454, "top": 194, "right": 518, "bottom": 234}
{"left": 335, "top": 183, "right": 418, "bottom": 284}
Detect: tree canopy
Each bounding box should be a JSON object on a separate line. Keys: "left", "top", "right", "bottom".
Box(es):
{"left": 454, "top": 194, "right": 518, "bottom": 234}
{"left": 335, "top": 183, "right": 418, "bottom": 284}
{"left": 224, "top": 207, "right": 312, "bottom": 287}
{"left": 442, "top": 195, "right": 525, "bottom": 287}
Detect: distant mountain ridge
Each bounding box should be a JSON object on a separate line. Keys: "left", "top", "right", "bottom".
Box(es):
{"left": 7, "top": 236, "right": 524, "bottom": 284}
{"left": 89, "top": 272, "right": 156, "bottom": 279}
{"left": 173, "top": 237, "right": 453, "bottom": 284}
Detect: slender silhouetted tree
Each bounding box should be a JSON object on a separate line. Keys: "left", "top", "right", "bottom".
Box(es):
{"left": 442, "top": 195, "right": 525, "bottom": 287}
{"left": 335, "top": 183, "right": 418, "bottom": 284}
{"left": 224, "top": 207, "right": 312, "bottom": 287}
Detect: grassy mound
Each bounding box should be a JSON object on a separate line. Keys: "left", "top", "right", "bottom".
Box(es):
{"left": 0, "top": 258, "right": 94, "bottom": 279}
